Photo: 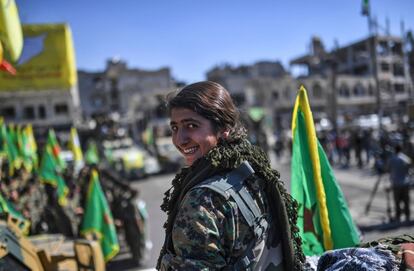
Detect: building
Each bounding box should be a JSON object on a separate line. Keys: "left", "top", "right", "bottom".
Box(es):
{"left": 0, "top": 88, "right": 80, "bottom": 129}
{"left": 206, "top": 61, "right": 287, "bottom": 106}
{"left": 78, "top": 58, "right": 175, "bottom": 138}
{"left": 0, "top": 24, "right": 80, "bottom": 130}
{"left": 206, "top": 34, "right": 413, "bottom": 132}
{"left": 78, "top": 71, "right": 108, "bottom": 119}
{"left": 291, "top": 35, "right": 413, "bottom": 128}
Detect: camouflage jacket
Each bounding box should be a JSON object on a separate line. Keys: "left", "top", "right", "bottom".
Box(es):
{"left": 160, "top": 173, "right": 282, "bottom": 270}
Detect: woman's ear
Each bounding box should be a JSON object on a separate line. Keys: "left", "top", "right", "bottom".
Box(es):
{"left": 220, "top": 130, "right": 230, "bottom": 139}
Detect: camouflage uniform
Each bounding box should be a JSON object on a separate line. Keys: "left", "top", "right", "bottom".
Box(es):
{"left": 160, "top": 174, "right": 281, "bottom": 270}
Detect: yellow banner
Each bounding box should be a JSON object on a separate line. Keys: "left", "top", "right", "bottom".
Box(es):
{"left": 0, "top": 23, "right": 77, "bottom": 91}
{"left": 0, "top": 0, "right": 23, "bottom": 62}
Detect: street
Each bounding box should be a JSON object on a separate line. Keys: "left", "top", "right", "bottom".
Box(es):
{"left": 110, "top": 153, "right": 414, "bottom": 270}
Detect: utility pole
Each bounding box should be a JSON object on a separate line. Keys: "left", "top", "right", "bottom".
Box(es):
{"left": 327, "top": 51, "right": 338, "bottom": 135}
{"left": 370, "top": 36, "right": 382, "bottom": 131}
{"left": 401, "top": 21, "right": 414, "bottom": 101}
{"left": 362, "top": 0, "right": 382, "bottom": 130}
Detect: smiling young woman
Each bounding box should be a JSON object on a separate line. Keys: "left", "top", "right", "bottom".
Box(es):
{"left": 170, "top": 107, "right": 223, "bottom": 166}
{"left": 157, "top": 81, "right": 305, "bottom": 271}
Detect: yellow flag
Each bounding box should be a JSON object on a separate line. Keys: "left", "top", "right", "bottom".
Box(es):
{"left": 25, "top": 124, "right": 38, "bottom": 170}
{"left": 0, "top": 0, "right": 23, "bottom": 61}
{"left": 69, "top": 127, "right": 83, "bottom": 163}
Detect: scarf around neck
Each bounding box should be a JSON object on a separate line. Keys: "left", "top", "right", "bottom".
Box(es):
{"left": 157, "top": 138, "right": 305, "bottom": 270}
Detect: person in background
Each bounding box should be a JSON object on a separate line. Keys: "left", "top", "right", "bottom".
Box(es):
{"left": 157, "top": 81, "right": 304, "bottom": 270}
{"left": 388, "top": 144, "right": 412, "bottom": 222}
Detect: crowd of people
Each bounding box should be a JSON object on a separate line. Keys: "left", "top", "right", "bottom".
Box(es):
{"left": 272, "top": 123, "right": 414, "bottom": 224}
{"left": 273, "top": 125, "right": 414, "bottom": 171}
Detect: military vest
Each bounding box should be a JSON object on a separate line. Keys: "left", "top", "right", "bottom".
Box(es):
{"left": 196, "top": 161, "right": 284, "bottom": 271}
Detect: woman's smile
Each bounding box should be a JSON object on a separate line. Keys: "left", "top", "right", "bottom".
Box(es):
{"left": 170, "top": 108, "right": 220, "bottom": 166}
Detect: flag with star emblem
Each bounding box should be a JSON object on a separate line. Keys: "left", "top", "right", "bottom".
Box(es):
{"left": 81, "top": 169, "right": 119, "bottom": 262}
{"left": 290, "top": 86, "right": 359, "bottom": 256}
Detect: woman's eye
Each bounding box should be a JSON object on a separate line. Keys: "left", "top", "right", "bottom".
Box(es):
{"left": 170, "top": 126, "right": 178, "bottom": 132}
{"left": 187, "top": 123, "right": 197, "bottom": 129}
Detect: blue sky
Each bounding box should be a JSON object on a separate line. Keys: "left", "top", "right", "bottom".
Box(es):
{"left": 15, "top": 0, "right": 414, "bottom": 83}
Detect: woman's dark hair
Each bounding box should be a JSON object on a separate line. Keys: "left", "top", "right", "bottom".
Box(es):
{"left": 166, "top": 81, "right": 246, "bottom": 141}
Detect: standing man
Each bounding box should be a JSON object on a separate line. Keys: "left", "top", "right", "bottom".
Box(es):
{"left": 388, "top": 144, "right": 412, "bottom": 222}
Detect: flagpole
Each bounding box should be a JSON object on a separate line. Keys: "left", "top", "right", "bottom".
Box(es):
{"left": 363, "top": 0, "right": 382, "bottom": 131}
{"left": 401, "top": 20, "right": 414, "bottom": 103}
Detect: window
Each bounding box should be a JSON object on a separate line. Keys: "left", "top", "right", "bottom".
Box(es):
{"left": 380, "top": 80, "right": 391, "bottom": 93}
{"left": 312, "top": 83, "right": 323, "bottom": 98}
{"left": 380, "top": 62, "right": 390, "bottom": 72}
{"left": 393, "top": 63, "right": 404, "bottom": 77}
{"left": 110, "top": 90, "right": 118, "bottom": 100}
{"left": 368, "top": 84, "right": 375, "bottom": 96}
{"left": 38, "top": 105, "right": 46, "bottom": 119}
{"left": 394, "top": 83, "right": 405, "bottom": 93}
{"left": 272, "top": 91, "right": 279, "bottom": 100}
{"left": 54, "top": 103, "right": 68, "bottom": 115}
{"left": 339, "top": 84, "right": 350, "bottom": 97}
{"left": 353, "top": 83, "right": 366, "bottom": 96}
{"left": 1, "top": 106, "right": 15, "bottom": 118}
{"left": 284, "top": 86, "right": 293, "bottom": 100}
{"left": 23, "top": 106, "right": 35, "bottom": 120}
{"left": 390, "top": 41, "right": 403, "bottom": 56}
{"left": 377, "top": 41, "right": 389, "bottom": 56}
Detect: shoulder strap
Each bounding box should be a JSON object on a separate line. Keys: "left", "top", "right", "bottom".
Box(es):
{"left": 198, "top": 161, "right": 261, "bottom": 227}
{"left": 197, "top": 161, "right": 270, "bottom": 270}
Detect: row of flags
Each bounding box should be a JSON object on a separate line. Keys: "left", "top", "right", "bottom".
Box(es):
{"left": 0, "top": 122, "right": 118, "bottom": 261}
{"left": 0, "top": 119, "right": 37, "bottom": 175}
{"left": 0, "top": 122, "right": 97, "bottom": 178}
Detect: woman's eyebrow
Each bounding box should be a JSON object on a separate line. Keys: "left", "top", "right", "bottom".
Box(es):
{"left": 171, "top": 118, "right": 201, "bottom": 125}
{"left": 181, "top": 118, "right": 200, "bottom": 124}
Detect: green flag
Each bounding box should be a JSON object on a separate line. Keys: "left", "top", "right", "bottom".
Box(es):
{"left": 248, "top": 107, "right": 265, "bottom": 122}
{"left": 25, "top": 124, "right": 39, "bottom": 171}
{"left": 81, "top": 169, "right": 119, "bottom": 262}
{"left": 85, "top": 141, "right": 99, "bottom": 165}
{"left": 39, "top": 145, "right": 68, "bottom": 206}
{"left": 46, "top": 129, "right": 67, "bottom": 170}
{"left": 142, "top": 126, "right": 154, "bottom": 146}
{"left": 0, "top": 193, "right": 30, "bottom": 234}
{"left": 18, "top": 125, "right": 34, "bottom": 172}
{"left": 290, "top": 86, "right": 359, "bottom": 256}
{"left": 0, "top": 121, "right": 21, "bottom": 175}
{"left": 361, "top": 0, "right": 369, "bottom": 16}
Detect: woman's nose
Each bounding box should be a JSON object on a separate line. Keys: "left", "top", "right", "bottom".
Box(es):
{"left": 176, "top": 129, "right": 189, "bottom": 145}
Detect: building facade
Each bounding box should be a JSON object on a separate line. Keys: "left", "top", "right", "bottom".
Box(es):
{"left": 78, "top": 58, "right": 175, "bottom": 138}
{"left": 207, "top": 35, "right": 413, "bottom": 131}
{"left": 0, "top": 87, "right": 80, "bottom": 129}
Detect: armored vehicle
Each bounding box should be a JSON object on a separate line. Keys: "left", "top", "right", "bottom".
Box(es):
{"left": 0, "top": 214, "right": 105, "bottom": 270}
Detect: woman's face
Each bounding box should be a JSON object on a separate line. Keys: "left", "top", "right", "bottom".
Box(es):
{"left": 170, "top": 107, "right": 221, "bottom": 166}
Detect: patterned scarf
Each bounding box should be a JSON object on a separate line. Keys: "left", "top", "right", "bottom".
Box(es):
{"left": 157, "top": 138, "right": 305, "bottom": 270}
